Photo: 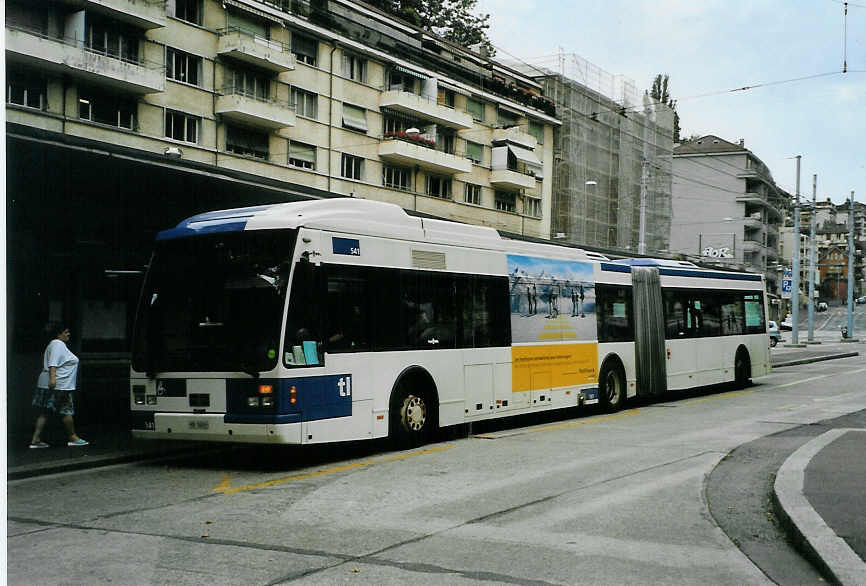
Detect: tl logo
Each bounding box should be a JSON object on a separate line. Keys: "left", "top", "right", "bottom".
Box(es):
{"left": 337, "top": 376, "right": 352, "bottom": 397}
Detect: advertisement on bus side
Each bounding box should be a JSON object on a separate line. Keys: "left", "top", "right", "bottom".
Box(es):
{"left": 506, "top": 254, "right": 598, "bottom": 392}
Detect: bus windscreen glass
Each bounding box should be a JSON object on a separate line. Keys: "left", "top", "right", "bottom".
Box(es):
{"left": 132, "top": 229, "right": 297, "bottom": 374}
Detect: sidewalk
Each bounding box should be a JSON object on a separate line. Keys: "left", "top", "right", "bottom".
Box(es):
{"left": 6, "top": 341, "right": 864, "bottom": 583}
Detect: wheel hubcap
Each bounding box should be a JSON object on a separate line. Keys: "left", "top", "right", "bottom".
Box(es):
{"left": 402, "top": 395, "right": 426, "bottom": 431}
{"left": 605, "top": 371, "right": 619, "bottom": 402}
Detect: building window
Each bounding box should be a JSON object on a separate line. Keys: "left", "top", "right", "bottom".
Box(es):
{"left": 528, "top": 121, "right": 544, "bottom": 144}
{"left": 341, "top": 153, "right": 364, "bottom": 180}
{"left": 466, "top": 97, "right": 484, "bottom": 121}
{"left": 426, "top": 175, "right": 452, "bottom": 199}
{"left": 7, "top": 71, "right": 45, "bottom": 109}
{"left": 288, "top": 141, "right": 316, "bottom": 169}
{"left": 78, "top": 90, "right": 136, "bottom": 129}
{"left": 173, "top": 0, "right": 202, "bottom": 25}
{"left": 524, "top": 197, "right": 542, "bottom": 218}
{"left": 387, "top": 70, "right": 415, "bottom": 93}
{"left": 165, "top": 110, "right": 199, "bottom": 143}
{"left": 227, "top": 9, "right": 268, "bottom": 38}
{"left": 291, "top": 87, "right": 317, "bottom": 119}
{"left": 465, "top": 141, "right": 483, "bottom": 164}
{"left": 226, "top": 124, "right": 268, "bottom": 159}
{"left": 495, "top": 191, "right": 516, "bottom": 213}
{"left": 342, "top": 53, "right": 367, "bottom": 83}
{"left": 437, "top": 87, "right": 455, "bottom": 108}
{"left": 436, "top": 129, "right": 455, "bottom": 154}
{"left": 497, "top": 107, "right": 519, "bottom": 129}
{"left": 464, "top": 183, "right": 482, "bottom": 205}
{"left": 383, "top": 165, "right": 411, "bottom": 191}
{"left": 166, "top": 48, "right": 202, "bottom": 86}
{"left": 342, "top": 103, "right": 367, "bottom": 132}
{"left": 87, "top": 17, "right": 140, "bottom": 63}
{"left": 292, "top": 32, "right": 318, "bottom": 66}
{"left": 227, "top": 68, "right": 270, "bottom": 100}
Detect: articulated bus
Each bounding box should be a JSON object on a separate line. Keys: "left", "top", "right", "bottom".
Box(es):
{"left": 130, "top": 198, "right": 770, "bottom": 445}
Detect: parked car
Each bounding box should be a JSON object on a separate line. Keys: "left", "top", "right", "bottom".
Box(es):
{"left": 816, "top": 301, "right": 829, "bottom": 312}
{"left": 780, "top": 314, "right": 793, "bottom": 331}
{"left": 856, "top": 296, "right": 866, "bottom": 305}
{"left": 767, "top": 320, "right": 782, "bottom": 347}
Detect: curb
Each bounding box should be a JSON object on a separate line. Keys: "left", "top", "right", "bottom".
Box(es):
{"left": 8, "top": 443, "right": 216, "bottom": 481}
{"left": 773, "top": 351, "right": 859, "bottom": 368}
{"left": 773, "top": 429, "right": 866, "bottom": 586}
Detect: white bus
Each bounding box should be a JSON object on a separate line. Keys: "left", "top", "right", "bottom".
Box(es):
{"left": 130, "top": 198, "right": 770, "bottom": 445}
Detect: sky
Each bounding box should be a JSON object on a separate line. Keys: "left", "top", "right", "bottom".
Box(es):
{"left": 476, "top": 0, "right": 865, "bottom": 205}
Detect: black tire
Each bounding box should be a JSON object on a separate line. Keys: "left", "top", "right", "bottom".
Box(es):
{"left": 769, "top": 337, "right": 777, "bottom": 348}
{"left": 389, "top": 385, "right": 435, "bottom": 448}
{"left": 734, "top": 350, "right": 751, "bottom": 388}
{"left": 599, "top": 361, "right": 626, "bottom": 412}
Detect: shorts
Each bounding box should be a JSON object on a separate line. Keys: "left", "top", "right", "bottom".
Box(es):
{"left": 32, "top": 387, "right": 75, "bottom": 416}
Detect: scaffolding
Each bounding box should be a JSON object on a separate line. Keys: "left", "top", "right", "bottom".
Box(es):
{"left": 513, "top": 52, "right": 674, "bottom": 254}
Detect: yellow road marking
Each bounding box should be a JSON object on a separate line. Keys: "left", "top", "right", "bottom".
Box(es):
{"left": 213, "top": 445, "right": 454, "bottom": 495}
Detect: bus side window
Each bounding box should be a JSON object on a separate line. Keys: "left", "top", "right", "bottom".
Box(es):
{"left": 597, "top": 285, "right": 633, "bottom": 342}
{"left": 664, "top": 290, "right": 686, "bottom": 338}
{"left": 461, "top": 275, "right": 510, "bottom": 348}
{"left": 720, "top": 293, "right": 745, "bottom": 335}
{"left": 324, "top": 266, "right": 370, "bottom": 353}
{"left": 696, "top": 293, "right": 721, "bottom": 337}
{"left": 282, "top": 259, "right": 323, "bottom": 367}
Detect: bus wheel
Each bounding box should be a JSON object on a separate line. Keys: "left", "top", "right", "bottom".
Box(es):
{"left": 735, "top": 350, "right": 751, "bottom": 388}
{"left": 599, "top": 361, "right": 625, "bottom": 412}
{"left": 390, "top": 387, "right": 433, "bottom": 447}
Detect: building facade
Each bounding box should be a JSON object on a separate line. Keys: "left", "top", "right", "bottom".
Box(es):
{"left": 5, "top": 0, "right": 559, "bottom": 433}
{"left": 513, "top": 54, "right": 674, "bottom": 254}
{"left": 670, "top": 135, "right": 787, "bottom": 295}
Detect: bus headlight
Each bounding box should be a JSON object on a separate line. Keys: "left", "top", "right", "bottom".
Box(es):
{"left": 247, "top": 396, "right": 260, "bottom": 407}
{"left": 261, "top": 396, "right": 274, "bottom": 407}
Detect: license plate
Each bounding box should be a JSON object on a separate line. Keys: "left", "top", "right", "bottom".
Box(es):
{"left": 188, "top": 420, "right": 209, "bottom": 430}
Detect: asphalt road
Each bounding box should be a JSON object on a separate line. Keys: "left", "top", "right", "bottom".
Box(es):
{"left": 8, "top": 355, "right": 866, "bottom": 585}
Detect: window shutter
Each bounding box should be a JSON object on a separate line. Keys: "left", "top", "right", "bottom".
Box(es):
{"left": 342, "top": 104, "right": 367, "bottom": 131}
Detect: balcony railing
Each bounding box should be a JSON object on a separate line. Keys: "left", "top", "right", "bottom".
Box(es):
{"left": 379, "top": 90, "right": 473, "bottom": 129}
{"left": 5, "top": 25, "right": 165, "bottom": 93}
{"left": 216, "top": 86, "right": 296, "bottom": 129}
{"left": 379, "top": 134, "right": 471, "bottom": 175}
{"left": 217, "top": 27, "right": 295, "bottom": 72}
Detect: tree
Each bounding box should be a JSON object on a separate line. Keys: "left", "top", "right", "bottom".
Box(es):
{"left": 366, "top": 0, "right": 494, "bottom": 55}
{"left": 650, "top": 73, "right": 681, "bottom": 142}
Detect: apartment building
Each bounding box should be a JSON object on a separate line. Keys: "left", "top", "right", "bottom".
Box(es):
{"left": 5, "top": 0, "right": 559, "bottom": 431}
{"left": 670, "top": 136, "right": 787, "bottom": 293}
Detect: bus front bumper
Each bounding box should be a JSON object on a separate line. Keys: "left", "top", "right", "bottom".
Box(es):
{"left": 131, "top": 412, "right": 304, "bottom": 444}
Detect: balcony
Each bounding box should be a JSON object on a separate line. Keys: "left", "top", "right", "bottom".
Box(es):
{"left": 217, "top": 27, "right": 295, "bottom": 72}
{"left": 5, "top": 26, "right": 164, "bottom": 94}
{"left": 491, "top": 127, "right": 536, "bottom": 150}
{"left": 743, "top": 215, "right": 763, "bottom": 230}
{"left": 490, "top": 169, "right": 536, "bottom": 190}
{"left": 55, "top": 0, "right": 167, "bottom": 29}
{"left": 738, "top": 192, "right": 783, "bottom": 221}
{"left": 379, "top": 90, "right": 473, "bottom": 130}
{"left": 742, "top": 239, "right": 766, "bottom": 254}
{"left": 378, "top": 136, "right": 471, "bottom": 175}
{"left": 215, "top": 87, "right": 295, "bottom": 130}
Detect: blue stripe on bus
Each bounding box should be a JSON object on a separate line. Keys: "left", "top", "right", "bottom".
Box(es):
{"left": 156, "top": 205, "right": 275, "bottom": 240}
{"left": 658, "top": 268, "right": 763, "bottom": 281}
{"left": 600, "top": 263, "right": 632, "bottom": 273}
{"left": 600, "top": 262, "right": 763, "bottom": 282}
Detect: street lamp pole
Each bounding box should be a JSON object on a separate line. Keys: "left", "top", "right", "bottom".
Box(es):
{"left": 791, "top": 156, "right": 801, "bottom": 344}
{"left": 807, "top": 174, "right": 817, "bottom": 342}
{"left": 847, "top": 190, "right": 855, "bottom": 339}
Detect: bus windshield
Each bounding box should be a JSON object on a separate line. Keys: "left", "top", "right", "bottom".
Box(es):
{"left": 132, "top": 229, "right": 297, "bottom": 375}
